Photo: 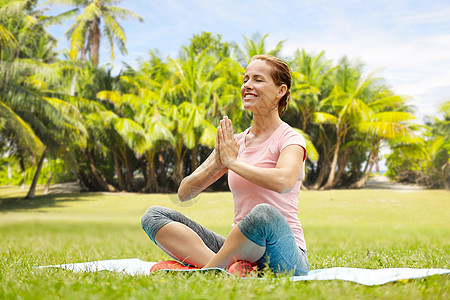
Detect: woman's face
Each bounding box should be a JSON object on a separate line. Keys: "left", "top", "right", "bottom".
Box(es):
{"left": 240, "top": 60, "right": 286, "bottom": 115}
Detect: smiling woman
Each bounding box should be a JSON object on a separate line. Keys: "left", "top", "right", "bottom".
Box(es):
{"left": 141, "top": 54, "right": 310, "bottom": 276}
{"left": 242, "top": 55, "right": 292, "bottom": 117}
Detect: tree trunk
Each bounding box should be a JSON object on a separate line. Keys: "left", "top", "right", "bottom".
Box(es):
{"left": 332, "top": 148, "right": 349, "bottom": 187}
{"left": 25, "top": 147, "right": 48, "bottom": 199}
{"left": 174, "top": 155, "right": 184, "bottom": 187}
{"left": 444, "top": 164, "right": 450, "bottom": 190}
{"left": 113, "top": 153, "right": 125, "bottom": 191}
{"left": 124, "top": 152, "right": 136, "bottom": 192}
{"left": 191, "top": 146, "right": 199, "bottom": 171}
{"left": 322, "top": 134, "right": 341, "bottom": 189}
{"left": 349, "top": 151, "right": 376, "bottom": 189}
{"left": 142, "top": 152, "right": 159, "bottom": 193}
{"left": 85, "top": 149, "right": 116, "bottom": 192}
{"left": 90, "top": 19, "right": 101, "bottom": 67}
{"left": 173, "top": 143, "right": 185, "bottom": 187}
{"left": 444, "top": 177, "right": 450, "bottom": 190}
{"left": 311, "top": 159, "right": 328, "bottom": 190}
{"left": 77, "top": 169, "right": 96, "bottom": 191}
{"left": 437, "top": 163, "right": 449, "bottom": 190}
{"left": 302, "top": 109, "right": 309, "bottom": 132}
{"left": 157, "top": 152, "right": 168, "bottom": 191}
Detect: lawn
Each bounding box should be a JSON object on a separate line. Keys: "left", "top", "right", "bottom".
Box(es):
{"left": 0, "top": 186, "right": 449, "bottom": 299}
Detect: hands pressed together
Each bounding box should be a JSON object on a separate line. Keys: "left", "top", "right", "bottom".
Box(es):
{"left": 216, "top": 116, "right": 239, "bottom": 169}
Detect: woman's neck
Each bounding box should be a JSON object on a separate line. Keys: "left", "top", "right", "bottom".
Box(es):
{"left": 250, "top": 112, "right": 282, "bottom": 137}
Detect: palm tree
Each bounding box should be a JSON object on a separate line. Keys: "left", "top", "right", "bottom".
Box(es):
{"left": 45, "top": 0, "right": 143, "bottom": 66}
{"left": 350, "top": 107, "right": 416, "bottom": 188}
{"left": 238, "top": 33, "right": 285, "bottom": 65}
{"left": 140, "top": 106, "right": 174, "bottom": 193}
{"left": 1, "top": 0, "right": 87, "bottom": 198}
{"left": 25, "top": 96, "right": 87, "bottom": 198}
{"left": 425, "top": 101, "right": 450, "bottom": 189}
{"left": 384, "top": 127, "right": 431, "bottom": 186}
{"left": 317, "top": 57, "right": 382, "bottom": 189}
{"left": 118, "top": 52, "right": 175, "bottom": 192}
{"left": 98, "top": 65, "right": 174, "bottom": 192}
{"left": 73, "top": 65, "right": 130, "bottom": 191}
{"left": 1, "top": 0, "right": 58, "bottom": 61}
{"left": 312, "top": 56, "right": 416, "bottom": 189}
{"left": 289, "top": 49, "right": 334, "bottom": 132}
{"left": 286, "top": 49, "right": 335, "bottom": 188}
{"left": 64, "top": 96, "right": 118, "bottom": 192}
{"left": 163, "top": 47, "right": 219, "bottom": 173}
{"left": 0, "top": 57, "right": 87, "bottom": 199}
{"left": 166, "top": 101, "right": 215, "bottom": 187}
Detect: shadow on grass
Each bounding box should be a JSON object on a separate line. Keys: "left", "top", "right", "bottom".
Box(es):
{"left": 0, "top": 193, "right": 87, "bottom": 213}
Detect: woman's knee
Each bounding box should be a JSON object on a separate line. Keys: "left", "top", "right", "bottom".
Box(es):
{"left": 238, "top": 203, "right": 285, "bottom": 246}
{"left": 141, "top": 206, "right": 176, "bottom": 242}
{"left": 141, "top": 205, "right": 165, "bottom": 226}
{"left": 247, "top": 203, "right": 283, "bottom": 225}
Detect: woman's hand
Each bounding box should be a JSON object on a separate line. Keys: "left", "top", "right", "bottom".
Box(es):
{"left": 217, "top": 116, "right": 239, "bottom": 168}
{"left": 214, "top": 125, "right": 224, "bottom": 169}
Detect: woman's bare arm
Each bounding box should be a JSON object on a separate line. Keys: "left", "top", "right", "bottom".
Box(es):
{"left": 177, "top": 150, "right": 228, "bottom": 202}
{"left": 218, "top": 117, "right": 304, "bottom": 194}
{"left": 178, "top": 128, "right": 229, "bottom": 202}
{"left": 226, "top": 145, "right": 304, "bottom": 193}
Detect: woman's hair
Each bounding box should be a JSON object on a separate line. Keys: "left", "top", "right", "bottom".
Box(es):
{"left": 249, "top": 54, "right": 292, "bottom": 116}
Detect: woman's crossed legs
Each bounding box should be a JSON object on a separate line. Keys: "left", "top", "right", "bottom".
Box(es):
{"left": 141, "top": 203, "right": 309, "bottom": 275}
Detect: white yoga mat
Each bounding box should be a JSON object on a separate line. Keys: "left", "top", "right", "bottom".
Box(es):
{"left": 38, "top": 258, "right": 450, "bottom": 286}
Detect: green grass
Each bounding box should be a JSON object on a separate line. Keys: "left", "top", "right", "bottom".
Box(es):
{"left": 0, "top": 186, "right": 449, "bottom": 299}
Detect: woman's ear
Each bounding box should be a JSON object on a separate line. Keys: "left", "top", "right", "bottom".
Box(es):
{"left": 277, "top": 84, "right": 288, "bottom": 99}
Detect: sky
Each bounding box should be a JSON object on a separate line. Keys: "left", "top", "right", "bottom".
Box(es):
{"left": 42, "top": 0, "right": 450, "bottom": 123}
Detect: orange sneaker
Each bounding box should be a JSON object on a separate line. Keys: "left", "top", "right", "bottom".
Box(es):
{"left": 228, "top": 260, "right": 258, "bottom": 277}
{"left": 150, "top": 260, "right": 198, "bottom": 272}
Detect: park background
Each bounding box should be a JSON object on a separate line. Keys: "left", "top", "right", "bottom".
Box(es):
{"left": 1, "top": 0, "right": 449, "bottom": 197}
{"left": 1, "top": 1, "right": 449, "bottom": 299}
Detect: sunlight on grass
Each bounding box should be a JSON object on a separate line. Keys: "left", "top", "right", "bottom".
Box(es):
{"left": 1, "top": 186, "right": 449, "bottom": 299}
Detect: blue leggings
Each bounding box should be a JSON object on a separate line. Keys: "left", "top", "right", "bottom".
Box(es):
{"left": 141, "top": 203, "right": 309, "bottom": 275}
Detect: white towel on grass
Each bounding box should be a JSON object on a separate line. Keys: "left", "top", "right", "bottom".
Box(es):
{"left": 38, "top": 258, "right": 450, "bottom": 286}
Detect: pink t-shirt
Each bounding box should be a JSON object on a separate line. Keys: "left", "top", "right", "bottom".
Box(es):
{"left": 228, "top": 122, "right": 307, "bottom": 250}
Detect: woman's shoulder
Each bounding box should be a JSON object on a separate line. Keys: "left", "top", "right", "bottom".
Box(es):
{"left": 278, "top": 122, "right": 302, "bottom": 136}
{"left": 276, "top": 122, "right": 306, "bottom": 146}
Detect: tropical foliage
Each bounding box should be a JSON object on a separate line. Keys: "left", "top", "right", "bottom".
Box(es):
{"left": 386, "top": 101, "right": 450, "bottom": 189}
{"left": 1, "top": 1, "right": 448, "bottom": 195}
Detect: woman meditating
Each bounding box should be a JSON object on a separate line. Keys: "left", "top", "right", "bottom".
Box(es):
{"left": 141, "top": 54, "right": 309, "bottom": 276}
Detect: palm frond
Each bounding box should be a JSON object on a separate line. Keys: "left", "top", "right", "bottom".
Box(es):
{"left": 106, "top": 6, "right": 143, "bottom": 22}
{"left": 0, "top": 0, "right": 28, "bottom": 16}
{"left": 292, "top": 127, "right": 319, "bottom": 163}
{"left": 97, "top": 90, "right": 121, "bottom": 104}
{"left": 312, "top": 112, "right": 338, "bottom": 125}
{"left": 0, "top": 99, "right": 44, "bottom": 161}
{"left": 359, "top": 121, "right": 409, "bottom": 139}
{"left": 113, "top": 118, "right": 146, "bottom": 156}
{"left": 0, "top": 24, "right": 18, "bottom": 49}
{"left": 371, "top": 111, "right": 416, "bottom": 123}
{"left": 42, "top": 8, "right": 79, "bottom": 26}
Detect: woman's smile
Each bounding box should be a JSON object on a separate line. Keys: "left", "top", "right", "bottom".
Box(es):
{"left": 243, "top": 93, "right": 258, "bottom": 100}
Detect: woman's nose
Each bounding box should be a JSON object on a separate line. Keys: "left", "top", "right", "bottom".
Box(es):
{"left": 243, "top": 80, "right": 252, "bottom": 89}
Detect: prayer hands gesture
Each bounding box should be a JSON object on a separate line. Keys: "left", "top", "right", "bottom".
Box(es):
{"left": 216, "top": 116, "right": 239, "bottom": 169}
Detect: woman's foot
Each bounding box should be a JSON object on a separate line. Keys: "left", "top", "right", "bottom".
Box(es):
{"left": 150, "top": 260, "right": 198, "bottom": 272}
{"left": 228, "top": 260, "right": 258, "bottom": 277}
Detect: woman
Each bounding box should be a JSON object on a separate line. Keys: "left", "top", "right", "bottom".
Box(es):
{"left": 141, "top": 54, "right": 309, "bottom": 276}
